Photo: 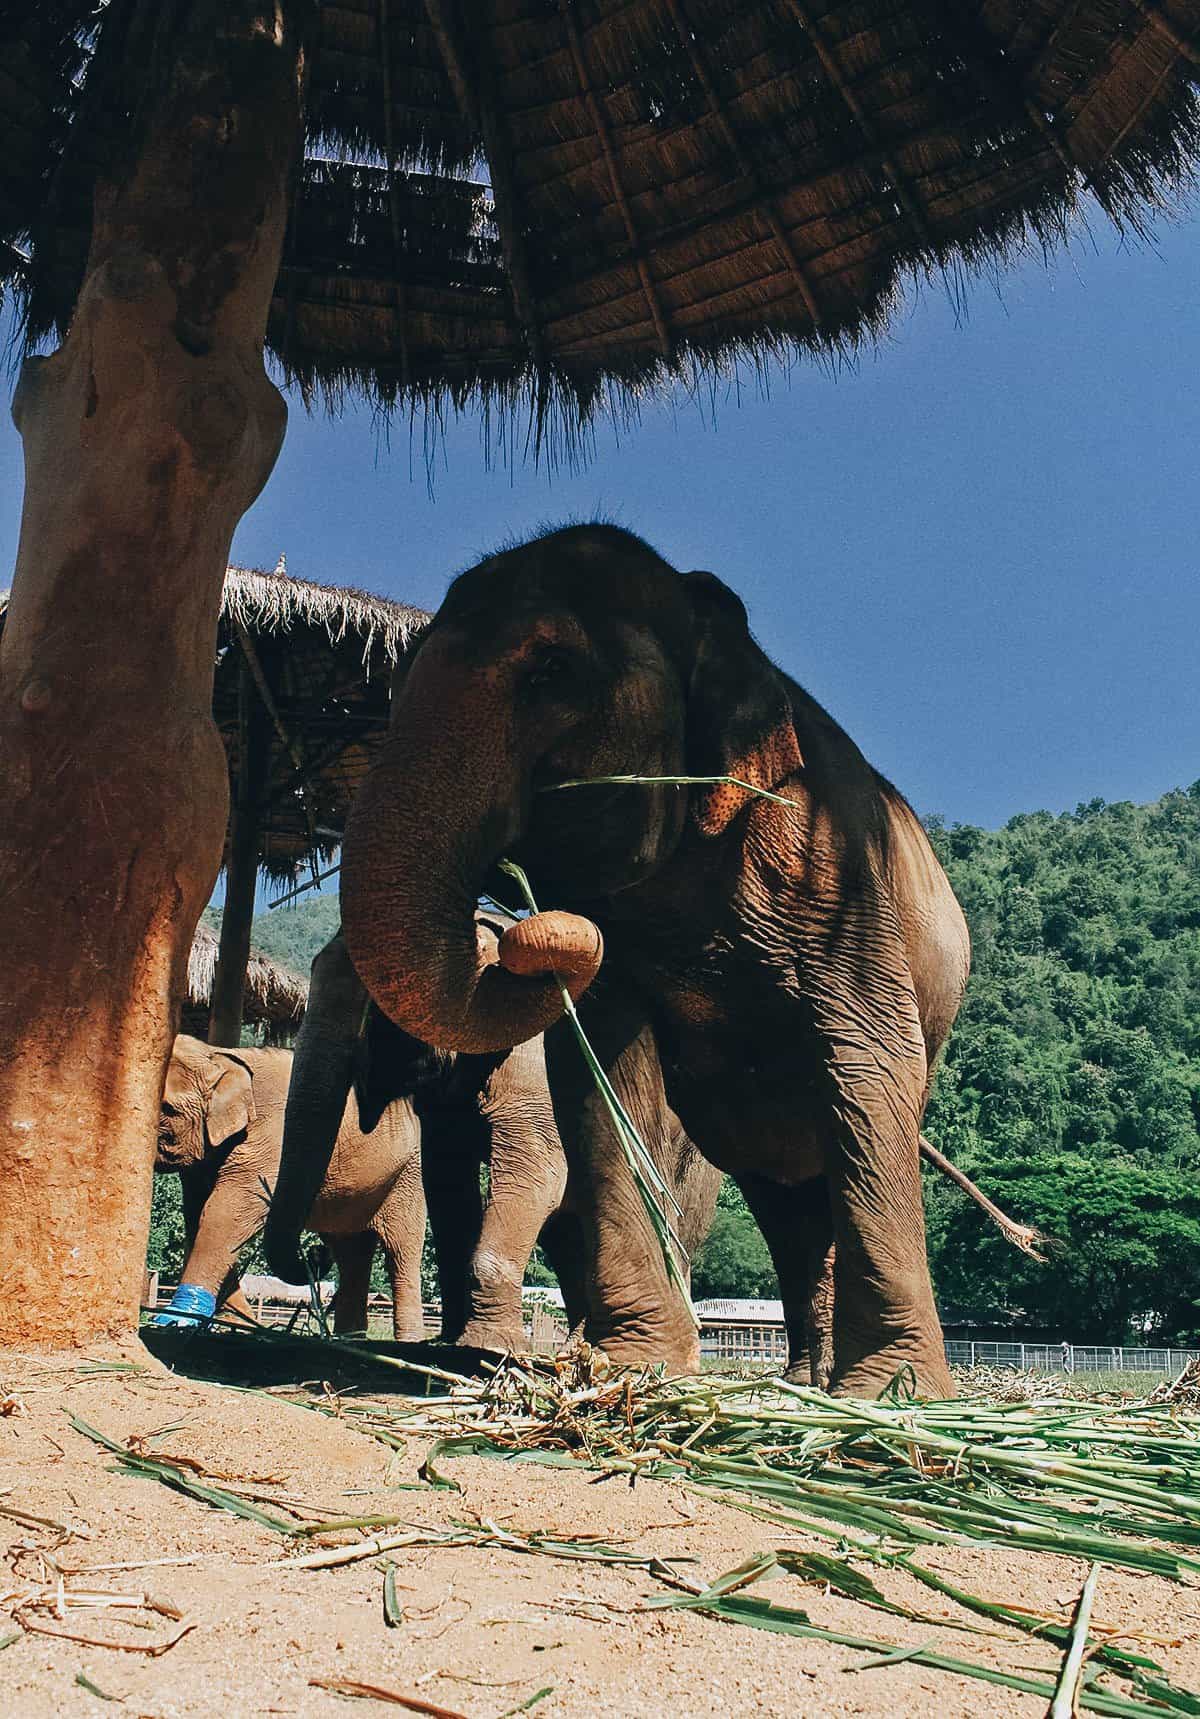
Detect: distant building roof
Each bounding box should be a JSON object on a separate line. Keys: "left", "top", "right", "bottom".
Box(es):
{"left": 693, "top": 1299, "right": 784, "bottom": 1322}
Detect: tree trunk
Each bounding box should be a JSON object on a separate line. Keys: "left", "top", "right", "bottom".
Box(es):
{"left": 0, "top": 3, "right": 304, "bottom": 1346}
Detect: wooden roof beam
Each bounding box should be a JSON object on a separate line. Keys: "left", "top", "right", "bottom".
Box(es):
{"left": 659, "top": 0, "right": 823, "bottom": 331}
{"left": 786, "top": 0, "right": 936, "bottom": 254}
{"left": 423, "top": 0, "right": 547, "bottom": 368}
{"left": 560, "top": 0, "right": 673, "bottom": 360}
{"left": 1131, "top": 0, "right": 1200, "bottom": 64}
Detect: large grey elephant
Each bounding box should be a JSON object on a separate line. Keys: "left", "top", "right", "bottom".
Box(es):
{"left": 263, "top": 924, "right": 722, "bottom": 1362}
{"left": 154, "top": 1035, "right": 425, "bottom": 1336}
{"left": 338, "top": 524, "right": 972, "bottom": 1398}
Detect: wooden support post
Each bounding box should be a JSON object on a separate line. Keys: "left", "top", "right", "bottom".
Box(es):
{"left": 209, "top": 658, "right": 270, "bottom": 1045}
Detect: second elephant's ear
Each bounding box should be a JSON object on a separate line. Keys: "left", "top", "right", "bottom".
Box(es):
{"left": 206, "top": 1053, "right": 257, "bottom": 1148}
{"left": 682, "top": 570, "right": 803, "bottom": 838}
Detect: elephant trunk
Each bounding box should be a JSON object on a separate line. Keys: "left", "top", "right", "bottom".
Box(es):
{"left": 263, "top": 937, "right": 361, "bottom": 1283}
{"left": 340, "top": 632, "right": 602, "bottom": 1054}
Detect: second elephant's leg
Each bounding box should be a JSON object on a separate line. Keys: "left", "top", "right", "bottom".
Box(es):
{"left": 176, "top": 1166, "right": 271, "bottom": 1308}
{"left": 538, "top": 1209, "right": 588, "bottom": 1334}
{"left": 736, "top": 1172, "right": 835, "bottom": 1389}
{"left": 420, "top": 1112, "right": 486, "bottom": 1342}
{"left": 371, "top": 1151, "right": 429, "bottom": 1343}
{"left": 544, "top": 991, "right": 699, "bottom": 1373}
{"left": 323, "top": 1231, "right": 376, "bottom": 1336}
{"left": 458, "top": 1116, "right": 567, "bottom": 1354}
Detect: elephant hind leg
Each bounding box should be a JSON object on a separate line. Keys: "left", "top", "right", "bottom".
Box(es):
{"left": 538, "top": 1209, "right": 588, "bottom": 1335}
{"left": 736, "top": 1173, "right": 834, "bottom": 1389}
{"left": 371, "top": 1151, "right": 429, "bottom": 1343}
{"left": 323, "top": 1231, "right": 376, "bottom": 1336}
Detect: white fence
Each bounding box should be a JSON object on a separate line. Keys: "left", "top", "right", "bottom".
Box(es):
{"left": 945, "top": 1340, "right": 1200, "bottom": 1374}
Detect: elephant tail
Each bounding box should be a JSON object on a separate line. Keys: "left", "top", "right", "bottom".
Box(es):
{"left": 919, "top": 1135, "right": 1049, "bottom": 1262}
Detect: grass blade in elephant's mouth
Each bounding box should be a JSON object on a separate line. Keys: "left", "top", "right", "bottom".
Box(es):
{"left": 538, "top": 772, "right": 807, "bottom": 812}
{"left": 497, "top": 858, "right": 694, "bottom": 1321}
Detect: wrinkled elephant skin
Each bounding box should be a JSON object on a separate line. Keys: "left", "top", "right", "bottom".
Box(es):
{"left": 339, "top": 526, "right": 971, "bottom": 1398}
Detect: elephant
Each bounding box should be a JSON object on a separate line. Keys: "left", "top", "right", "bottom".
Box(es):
{"left": 154, "top": 1034, "right": 425, "bottom": 1337}
{"left": 264, "top": 923, "right": 721, "bottom": 1363}
{"left": 338, "top": 523, "right": 972, "bottom": 1398}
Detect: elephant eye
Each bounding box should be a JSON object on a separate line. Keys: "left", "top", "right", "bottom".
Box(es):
{"left": 524, "top": 646, "right": 574, "bottom": 694}
{"left": 161, "top": 1101, "right": 179, "bottom": 1119}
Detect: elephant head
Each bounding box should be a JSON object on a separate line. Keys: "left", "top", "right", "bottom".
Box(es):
{"left": 157, "top": 1035, "right": 258, "bottom": 1170}
{"left": 340, "top": 524, "right": 802, "bottom": 1052}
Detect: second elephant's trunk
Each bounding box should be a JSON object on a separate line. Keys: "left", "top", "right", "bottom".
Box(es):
{"left": 340, "top": 632, "right": 602, "bottom": 1054}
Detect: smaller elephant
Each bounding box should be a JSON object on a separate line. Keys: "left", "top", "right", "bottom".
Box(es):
{"left": 264, "top": 927, "right": 722, "bottom": 1360}
{"left": 154, "top": 1034, "right": 425, "bottom": 1337}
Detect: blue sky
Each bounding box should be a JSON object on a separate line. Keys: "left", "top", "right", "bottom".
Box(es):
{"left": 2, "top": 201, "right": 1198, "bottom": 832}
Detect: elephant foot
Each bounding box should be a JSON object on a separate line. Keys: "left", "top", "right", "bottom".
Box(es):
{"left": 583, "top": 1322, "right": 701, "bottom": 1376}
{"left": 831, "top": 1342, "right": 955, "bottom": 1401}
{"left": 457, "top": 1320, "right": 529, "bottom": 1356}
{"left": 392, "top": 1321, "right": 429, "bottom": 1344}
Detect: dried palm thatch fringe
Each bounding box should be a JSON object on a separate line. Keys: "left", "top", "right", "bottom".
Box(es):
{"left": 222, "top": 567, "right": 427, "bottom": 667}
{"left": 6, "top": 4, "right": 1200, "bottom": 462}
{"left": 185, "top": 923, "right": 308, "bottom": 1029}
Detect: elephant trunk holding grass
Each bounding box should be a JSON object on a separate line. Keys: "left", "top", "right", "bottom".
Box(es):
{"left": 264, "top": 924, "right": 721, "bottom": 1362}
{"left": 339, "top": 524, "right": 972, "bottom": 1398}
{"left": 155, "top": 1035, "right": 425, "bottom": 1337}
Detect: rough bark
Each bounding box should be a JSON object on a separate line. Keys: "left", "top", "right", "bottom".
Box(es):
{"left": 0, "top": 3, "right": 304, "bottom": 1345}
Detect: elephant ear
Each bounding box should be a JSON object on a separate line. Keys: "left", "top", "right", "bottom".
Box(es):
{"left": 682, "top": 570, "right": 803, "bottom": 838}
{"left": 206, "top": 1052, "right": 257, "bottom": 1148}
{"left": 161, "top": 1044, "right": 194, "bottom": 1113}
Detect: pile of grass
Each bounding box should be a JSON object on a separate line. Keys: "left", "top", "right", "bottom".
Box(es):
{"left": 134, "top": 1315, "right": 1200, "bottom": 1710}
{"left": 289, "top": 1345, "right": 1200, "bottom": 1717}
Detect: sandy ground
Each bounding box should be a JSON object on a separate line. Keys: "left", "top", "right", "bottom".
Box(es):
{"left": 2, "top": 1337, "right": 1198, "bottom": 1718}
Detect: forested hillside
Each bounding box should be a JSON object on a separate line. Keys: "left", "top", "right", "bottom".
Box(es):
{"left": 921, "top": 786, "right": 1200, "bottom": 1343}
{"left": 189, "top": 785, "right": 1200, "bottom": 1343}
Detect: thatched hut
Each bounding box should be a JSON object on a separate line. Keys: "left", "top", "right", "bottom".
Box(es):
{"left": 208, "top": 564, "right": 427, "bottom": 1042}
{"left": 182, "top": 924, "right": 308, "bottom": 1045}
{"left": 2, "top": 3, "right": 1199, "bottom": 1346}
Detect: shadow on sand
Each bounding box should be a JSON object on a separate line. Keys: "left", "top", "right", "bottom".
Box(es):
{"left": 139, "top": 1321, "right": 496, "bottom": 1395}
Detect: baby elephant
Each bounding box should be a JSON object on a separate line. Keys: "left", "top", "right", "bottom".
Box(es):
{"left": 154, "top": 1034, "right": 425, "bottom": 1336}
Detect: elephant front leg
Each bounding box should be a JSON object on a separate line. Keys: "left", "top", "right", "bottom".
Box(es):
{"left": 544, "top": 994, "right": 700, "bottom": 1374}
{"left": 161, "top": 1166, "right": 269, "bottom": 1324}
{"left": 322, "top": 1232, "right": 377, "bottom": 1336}
{"left": 458, "top": 1117, "right": 566, "bottom": 1355}
{"left": 371, "top": 1151, "right": 429, "bottom": 1343}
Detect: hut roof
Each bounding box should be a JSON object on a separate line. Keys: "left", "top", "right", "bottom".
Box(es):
{"left": 214, "top": 566, "right": 429, "bottom": 882}
{"left": 184, "top": 923, "right": 309, "bottom": 1031}
{"left": 5, "top": 5, "right": 1199, "bottom": 450}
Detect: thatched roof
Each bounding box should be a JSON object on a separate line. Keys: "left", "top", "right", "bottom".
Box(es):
{"left": 214, "top": 566, "right": 429, "bottom": 882}
{"left": 4, "top": 5, "right": 1199, "bottom": 451}
{"left": 183, "top": 923, "right": 308, "bottom": 1034}
{"left": 222, "top": 568, "right": 424, "bottom": 666}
